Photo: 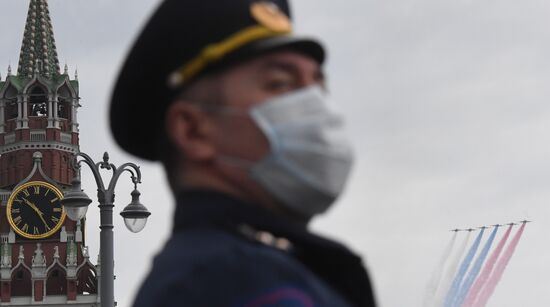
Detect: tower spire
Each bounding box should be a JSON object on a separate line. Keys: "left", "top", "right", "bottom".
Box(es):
{"left": 17, "top": 0, "right": 60, "bottom": 79}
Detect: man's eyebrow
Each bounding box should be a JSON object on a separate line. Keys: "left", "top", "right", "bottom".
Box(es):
{"left": 257, "top": 60, "right": 299, "bottom": 74}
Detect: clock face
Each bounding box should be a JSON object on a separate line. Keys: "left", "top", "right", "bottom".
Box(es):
{"left": 6, "top": 181, "right": 66, "bottom": 239}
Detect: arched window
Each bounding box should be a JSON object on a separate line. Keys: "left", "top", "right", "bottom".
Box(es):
{"left": 57, "top": 85, "right": 71, "bottom": 120}
{"left": 11, "top": 268, "right": 32, "bottom": 297}
{"left": 5, "top": 100, "right": 18, "bottom": 120}
{"left": 3, "top": 84, "right": 18, "bottom": 121}
{"left": 29, "top": 87, "right": 48, "bottom": 117}
{"left": 46, "top": 266, "right": 67, "bottom": 295}
{"left": 77, "top": 266, "right": 98, "bottom": 295}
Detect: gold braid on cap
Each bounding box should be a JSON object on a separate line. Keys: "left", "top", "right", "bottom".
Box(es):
{"left": 168, "top": 25, "right": 291, "bottom": 88}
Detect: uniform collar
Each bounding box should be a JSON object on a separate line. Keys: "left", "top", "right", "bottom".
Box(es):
{"left": 172, "top": 188, "right": 354, "bottom": 251}
{"left": 172, "top": 188, "right": 375, "bottom": 307}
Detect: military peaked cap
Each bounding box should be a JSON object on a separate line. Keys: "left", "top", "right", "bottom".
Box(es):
{"left": 110, "top": 0, "right": 325, "bottom": 160}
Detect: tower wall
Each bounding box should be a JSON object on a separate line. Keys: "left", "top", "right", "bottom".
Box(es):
{"left": 0, "top": 1, "right": 98, "bottom": 305}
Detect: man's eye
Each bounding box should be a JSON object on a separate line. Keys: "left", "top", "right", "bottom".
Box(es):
{"left": 264, "top": 79, "right": 294, "bottom": 92}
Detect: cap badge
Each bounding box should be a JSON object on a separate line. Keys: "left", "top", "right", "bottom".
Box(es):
{"left": 251, "top": 1, "right": 292, "bottom": 33}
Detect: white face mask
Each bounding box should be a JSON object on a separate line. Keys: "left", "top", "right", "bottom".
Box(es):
{"left": 216, "top": 86, "right": 354, "bottom": 218}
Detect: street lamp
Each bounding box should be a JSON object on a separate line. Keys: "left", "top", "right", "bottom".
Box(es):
{"left": 62, "top": 151, "right": 150, "bottom": 307}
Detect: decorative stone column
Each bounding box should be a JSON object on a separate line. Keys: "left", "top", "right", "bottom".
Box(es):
{"left": 71, "top": 98, "right": 78, "bottom": 133}
{"left": 47, "top": 93, "right": 54, "bottom": 128}
{"left": 31, "top": 243, "right": 47, "bottom": 302}
{"left": 66, "top": 239, "right": 78, "bottom": 301}
{"left": 16, "top": 95, "right": 23, "bottom": 130}
{"left": 21, "top": 94, "right": 28, "bottom": 129}
{"left": 0, "top": 238, "right": 12, "bottom": 303}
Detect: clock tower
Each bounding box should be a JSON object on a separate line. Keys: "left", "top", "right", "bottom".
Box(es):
{"left": 0, "top": 1, "right": 99, "bottom": 305}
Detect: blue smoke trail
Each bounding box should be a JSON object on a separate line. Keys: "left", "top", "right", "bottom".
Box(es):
{"left": 452, "top": 226, "right": 499, "bottom": 307}
{"left": 443, "top": 228, "right": 485, "bottom": 307}
{"left": 431, "top": 232, "right": 471, "bottom": 307}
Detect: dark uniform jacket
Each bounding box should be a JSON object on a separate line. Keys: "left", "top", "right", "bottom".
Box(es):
{"left": 133, "top": 189, "right": 376, "bottom": 307}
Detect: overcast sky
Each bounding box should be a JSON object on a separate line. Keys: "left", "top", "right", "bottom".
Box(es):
{"left": 2, "top": 1, "right": 550, "bottom": 306}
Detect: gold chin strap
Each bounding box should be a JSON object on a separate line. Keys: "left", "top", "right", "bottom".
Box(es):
{"left": 168, "top": 25, "right": 291, "bottom": 88}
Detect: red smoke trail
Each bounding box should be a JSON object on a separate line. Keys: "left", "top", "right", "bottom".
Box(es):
{"left": 461, "top": 225, "right": 513, "bottom": 307}
{"left": 471, "top": 223, "right": 526, "bottom": 307}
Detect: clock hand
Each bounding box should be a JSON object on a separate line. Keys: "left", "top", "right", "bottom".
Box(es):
{"left": 22, "top": 197, "right": 43, "bottom": 215}
{"left": 21, "top": 198, "right": 50, "bottom": 230}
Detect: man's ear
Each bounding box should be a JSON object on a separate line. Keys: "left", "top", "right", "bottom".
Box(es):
{"left": 164, "top": 101, "right": 216, "bottom": 161}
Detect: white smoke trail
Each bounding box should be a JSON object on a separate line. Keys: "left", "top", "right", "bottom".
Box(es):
{"left": 422, "top": 232, "right": 458, "bottom": 306}
{"left": 430, "top": 232, "right": 472, "bottom": 307}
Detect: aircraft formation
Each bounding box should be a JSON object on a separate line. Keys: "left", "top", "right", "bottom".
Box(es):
{"left": 426, "top": 220, "right": 530, "bottom": 307}
{"left": 449, "top": 220, "right": 531, "bottom": 232}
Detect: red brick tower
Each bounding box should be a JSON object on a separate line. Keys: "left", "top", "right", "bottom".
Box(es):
{"left": 0, "top": 1, "right": 98, "bottom": 305}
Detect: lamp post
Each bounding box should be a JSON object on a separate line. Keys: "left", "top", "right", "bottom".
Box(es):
{"left": 62, "top": 152, "right": 151, "bottom": 307}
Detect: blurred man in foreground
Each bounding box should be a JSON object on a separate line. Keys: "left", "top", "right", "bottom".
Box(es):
{"left": 109, "top": 0, "right": 376, "bottom": 306}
